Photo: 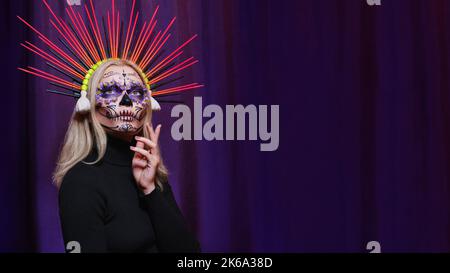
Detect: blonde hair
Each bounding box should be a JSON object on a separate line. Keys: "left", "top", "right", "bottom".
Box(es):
{"left": 53, "top": 59, "right": 168, "bottom": 189}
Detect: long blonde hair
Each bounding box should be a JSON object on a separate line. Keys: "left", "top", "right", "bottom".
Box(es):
{"left": 53, "top": 59, "right": 168, "bottom": 189}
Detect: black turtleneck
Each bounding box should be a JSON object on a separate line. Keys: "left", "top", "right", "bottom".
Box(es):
{"left": 58, "top": 135, "right": 201, "bottom": 253}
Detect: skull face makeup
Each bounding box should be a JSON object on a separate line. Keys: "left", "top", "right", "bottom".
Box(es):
{"left": 95, "top": 64, "right": 151, "bottom": 134}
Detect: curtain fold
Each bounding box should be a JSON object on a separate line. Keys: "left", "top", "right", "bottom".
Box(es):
{"left": 1, "top": 0, "right": 450, "bottom": 252}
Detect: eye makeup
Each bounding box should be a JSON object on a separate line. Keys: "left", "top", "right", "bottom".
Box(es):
{"left": 127, "top": 82, "right": 148, "bottom": 103}
{"left": 97, "top": 80, "right": 149, "bottom": 104}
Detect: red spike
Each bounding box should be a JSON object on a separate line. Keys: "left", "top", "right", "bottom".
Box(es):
{"left": 85, "top": 4, "right": 105, "bottom": 60}
{"left": 42, "top": 0, "right": 61, "bottom": 26}
{"left": 17, "top": 15, "right": 86, "bottom": 72}
{"left": 141, "top": 33, "right": 171, "bottom": 70}
{"left": 18, "top": 67, "right": 80, "bottom": 89}
{"left": 130, "top": 21, "right": 147, "bottom": 62}
{"left": 43, "top": 31, "right": 86, "bottom": 72}
{"left": 139, "top": 30, "right": 160, "bottom": 68}
{"left": 130, "top": 22, "right": 148, "bottom": 62}
{"left": 150, "top": 58, "right": 198, "bottom": 84}
{"left": 60, "top": 10, "right": 93, "bottom": 66}
{"left": 139, "top": 31, "right": 164, "bottom": 69}
{"left": 149, "top": 6, "right": 160, "bottom": 28}
{"left": 48, "top": 19, "right": 91, "bottom": 70}
{"left": 123, "top": 12, "right": 139, "bottom": 59}
{"left": 132, "top": 20, "right": 157, "bottom": 64}
{"left": 115, "top": 10, "right": 120, "bottom": 58}
{"left": 162, "top": 17, "right": 177, "bottom": 40}
{"left": 17, "top": 15, "right": 47, "bottom": 40}
{"left": 148, "top": 34, "right": 198, "bottom": 75}
{"left": 111, "top": 0, "right": 115, "bottom": 57}
{"left": 140, "top": 17, "right": 175, "bottom": 68}
{"left": 66, "top": 6, "right": 97, "bottom": 64}
{"left": 41, "top": 0, "right": 92, "bottom": 66}
{"left": 122, "top": 0, "right": 136, "bottom": 59}
{"left": 153, "top": 83, "right": 204, "bottom": 96}
{"left": 107, "top": 12, "right": 113, "bottom": 58}
{"left": 89, "top": 0, "right": 107, "bottom": 59}
{"left": 149, "top": 57, "right": 195, "bottom": 81}
{"left": 77, "top": 10, "right": 101, "bottom": 61}
{"left": 148, "top": 50, "right": 183, "bottom": 76}
{"left": 133, "top": 6, "right": 159, "bottom": 62}
{"left": 21, "top": 41, "right": 84, "bottom": 79}
{"left": 18, "top": 0, "right": 203, "bottom": 97}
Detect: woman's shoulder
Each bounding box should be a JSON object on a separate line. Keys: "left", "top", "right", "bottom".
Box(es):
{"left": 59, "top": 160, "right": 104, "bottom": 195}
{"left": 58, "top": 161, "right": 107, "bottom": 212}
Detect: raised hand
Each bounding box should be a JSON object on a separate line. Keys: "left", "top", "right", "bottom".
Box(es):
{"left": 130, "top": 123, "right": 162, "bottom": 195}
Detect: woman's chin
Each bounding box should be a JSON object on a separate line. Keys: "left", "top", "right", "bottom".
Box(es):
{"left": 103, "top": 122, "right": 143, "bottom": 136}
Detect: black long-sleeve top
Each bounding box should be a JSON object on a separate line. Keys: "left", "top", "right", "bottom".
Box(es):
{"left": 58, "top": 135, "right": 200, "bottom": 253}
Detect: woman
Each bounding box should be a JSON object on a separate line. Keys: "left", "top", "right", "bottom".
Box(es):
{"left": 54, "top": 59, "right": 200, "bottom": 253}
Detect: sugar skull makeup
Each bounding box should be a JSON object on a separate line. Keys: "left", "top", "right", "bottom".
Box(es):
{"left": 95, "top": 65, "right": 150, "bottom": 133}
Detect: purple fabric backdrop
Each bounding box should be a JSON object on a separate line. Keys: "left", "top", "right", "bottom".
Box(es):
{"left": 2, "top": 0, "right": 450, "bottom": 252}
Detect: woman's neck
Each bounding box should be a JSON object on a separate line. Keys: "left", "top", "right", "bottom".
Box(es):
{"left": 107, "top": 131, "right": 135, "bottom": 143}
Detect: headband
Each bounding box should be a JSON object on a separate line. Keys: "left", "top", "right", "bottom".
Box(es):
{"left": 18, "top": 0, "right": 203, "bottom": 114}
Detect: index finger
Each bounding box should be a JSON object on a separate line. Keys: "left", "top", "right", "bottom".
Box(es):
{"left": 147, "top": 123, "right": 161, "bottom": 144}
{"left": 146, "top": 123, "right": 155, "bottom": 141}
{"left": 154, "top": 124, "right": 161, "bottom": 144}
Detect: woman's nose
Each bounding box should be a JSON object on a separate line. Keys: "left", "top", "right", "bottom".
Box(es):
{"left": 119, "top": 92, "right": 133, "bottom": 107}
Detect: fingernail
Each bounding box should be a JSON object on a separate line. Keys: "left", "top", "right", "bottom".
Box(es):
{"left": 130, "top": 146, "right": 135, "bottom": 150}
{"left": 135, "top": 136, "right": 141, "bottom": 140}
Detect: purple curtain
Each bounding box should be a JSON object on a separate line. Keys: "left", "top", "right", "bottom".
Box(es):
{"left": 2, "top": 0, "right": 450, "bottom": 252}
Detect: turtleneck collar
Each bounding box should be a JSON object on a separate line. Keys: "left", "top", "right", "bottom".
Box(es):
{"left": 102, "top": 133, "right": 137, "bottom": 166}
